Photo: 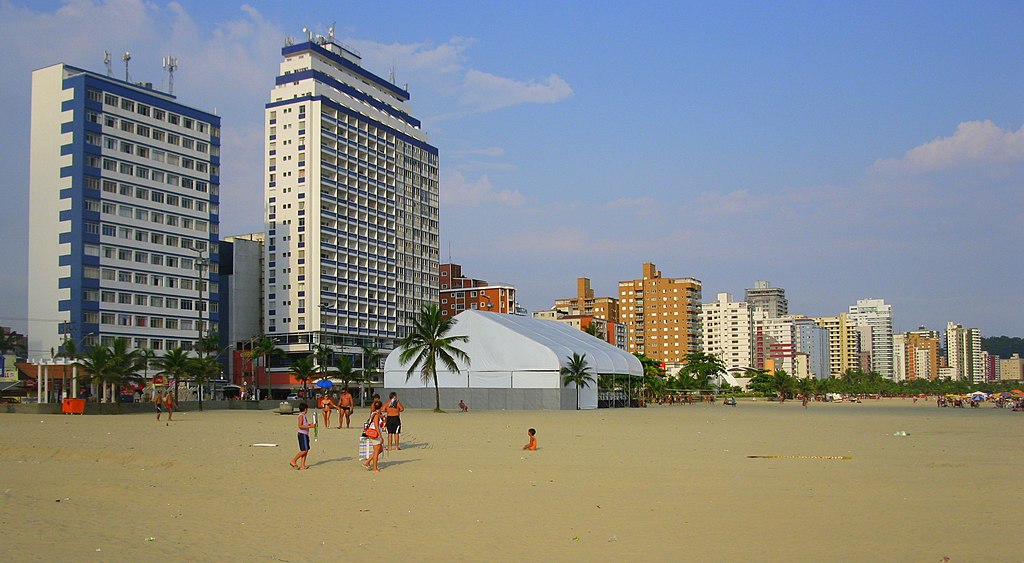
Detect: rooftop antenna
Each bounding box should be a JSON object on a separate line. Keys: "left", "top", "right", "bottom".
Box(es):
{"left": 162, "top": 55, "right": 179, "bottom": 95}
{"left": 328, "top": 22, "right": 335, "bottom": 43}
{"left": 122, "top": 51, "right": 131, "bottom": 82}
{"left": 389, "top": 64, "right": 396, "bottom": 84}
{"left": 302, "top": 26, "right": 313, "bottom": 42}
{"left": 284, "top": 35, "right": 294, "bottom": 46}
{"left": 103, "top": 50, "right": 112, "bottom": 77}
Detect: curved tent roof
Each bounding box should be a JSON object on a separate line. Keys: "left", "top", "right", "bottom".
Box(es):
{"left": 384, "top": 310, "right": 643, "bottom": 385}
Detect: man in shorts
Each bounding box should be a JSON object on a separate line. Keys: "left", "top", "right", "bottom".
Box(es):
{"left": 384, "top": 392, "right": 404, "bottom": 451}
{"left": 338, "top": 388, "right": 354, "bottom": 428}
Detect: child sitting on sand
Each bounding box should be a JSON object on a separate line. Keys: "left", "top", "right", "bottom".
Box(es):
{"left": 522, "top": 428, "right": 537, "bottom": 451}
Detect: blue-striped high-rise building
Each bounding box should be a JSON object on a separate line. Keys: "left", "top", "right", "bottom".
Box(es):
{"left": 29, "top": 63, "right": 221, "bottom": 360}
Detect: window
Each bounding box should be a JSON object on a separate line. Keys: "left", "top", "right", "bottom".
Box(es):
{"left": 103, "top": 93, "right": 117, "bottom": 105}
{"left": 137, "top": 104, "right": 150, "bottom": 117}
{"left": 153, "top": 109, "right": 165, "bottom": 120}
{"left": 120, "top": 99, "right": 135, "bottom": 111}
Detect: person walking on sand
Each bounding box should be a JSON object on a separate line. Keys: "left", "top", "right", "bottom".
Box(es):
{"left": 338, "top": 388, "right": 354, "bottom": 428}
{"left": 522, "top": 428, "right": 537, "bottom": 451}
{"left": 290, "top": 402, "right": 316, "bottom": 470}
{"left": 320, "top": 393, "right": 337, "bottom": 429}
{"left": 362, "top": 398, "right": 384, "bottom": 472}
{"left": 164, "top": 390, "right": 175, "bottom": 423}
{"left": 384, "top": 392, "right": 404, "bottom": 451}
{"left": 155, "top": 390, "right": 164, "bottom": 421}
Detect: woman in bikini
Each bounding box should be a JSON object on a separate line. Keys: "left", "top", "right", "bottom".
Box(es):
{"left": 363, "top": 398, "right": 385, "bottom": 473}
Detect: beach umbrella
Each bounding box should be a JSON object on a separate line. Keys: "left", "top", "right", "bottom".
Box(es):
{"left": 1011, "top": 389, "right": 1024, "bottom": 396}
{"left": 316, "top": 379, "right": 334, "bottom": 389}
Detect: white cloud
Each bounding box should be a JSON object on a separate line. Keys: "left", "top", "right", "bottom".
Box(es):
{"left": 441, "top": 171, "right": 525, "bottom": 207}
{"left": 871, "top": 120, "right": 1024, "bottom": 174}
{"left": 459, "top": 70, "right": 573, "bottom": 113}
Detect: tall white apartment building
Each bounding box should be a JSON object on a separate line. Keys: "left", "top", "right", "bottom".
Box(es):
{"left": 264, "top": 34, "right": 439, "bottom": 355}
{"left": 848, "top": 298, "right": 894, "bottom": 379}
{"left": 945, "top": 321, "right": 983, "bottom": 383}
{"left": 700, "top": 293, "right": 753, "bottom": 371}
{"left": 29, "top": 64, "right": 220, "bottom": 359}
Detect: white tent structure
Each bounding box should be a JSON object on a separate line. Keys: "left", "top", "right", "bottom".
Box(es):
{"left": 383, "top": 310, "right": 643, "bottom": 410}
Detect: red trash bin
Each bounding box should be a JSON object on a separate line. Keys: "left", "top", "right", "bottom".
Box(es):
{"left": 62, "top": 398, "right": 85, "bottom": 414}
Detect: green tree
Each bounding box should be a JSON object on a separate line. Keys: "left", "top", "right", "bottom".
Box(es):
{"left": 678, "top": 351, "right": 725, "bottom": 390}
{"left": 244, "top": 337, "right": 284, "bottom": 400}
{"left": 154, "top": 347, "right": 192, "bottom": 403}
{"left": 796, "top": 376, "right": 816, "bottom": 400}
{"left": 583, "top": 322, "right": 606, "bottom": 340}
{"left": 187, "top": 355, "right": 221, "bottom": 410}
{"left": 198, "top": 332, "right": 221, "bottom": 360}
{"left": 291, "top": 356, "right": 318, "bottom": 400}
{"left": 747, "top": 371, "right": 775, "bottom": 396}
{"left": 772, "top": 369, "right": 796, "bottom": 400}
{"left": 397, "top": 303, "right": 470, "bottom": 412}
{"left": 359, "top": 343, "right": 383, "bottom": 406}
{"left": 0, "top": 329, "right": 26, "bottom": 356}
{"left": 75, "top": 345, "right": 112, "bottom": 402}
{"left": 331, "top": 355, "right": 356, "bottom": 391}
{"left": 561, "top": 352, "right": 596, "bottom": 410}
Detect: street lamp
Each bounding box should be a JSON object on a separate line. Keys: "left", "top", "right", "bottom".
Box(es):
{"left": 193, "top": 247, "right": 209, "bottom": 358}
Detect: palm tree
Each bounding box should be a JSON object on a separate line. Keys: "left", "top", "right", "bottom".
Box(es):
{"left": 397, "top": 303, "right": 470, "bottom": 412}
{"left": 187, "top": 356, "right": 221, "bottom": 410}
{"left": 331, "top": 355, "right": 356, "bottom": 391}
{"left": 359, "top": 344, "right": 383, "bottom": 407}
{"left": 154, "top": 347, "right": 191, "bottom": 403}
{"left": 75, "top": 345, "right": 112, "bottom": 402}
{"left": 291, "top": 356, "right": 318, "bottom": 400}
{"left": 773, "top": 369, "right": 796, "bottom": 401}
{"left": 796, "top": 376, "right": 816, "bottom": 401}
{"left": 244, "top": 336, "right": 283, "bottom": 400}
{"left": 0, "top": 329, "right": 26, "bottom": 356}
{"left": 561, "top": 352, "right": 596, "bottom": 410}
{"left": 583, "top": 322, "right": 605, "bottom": 340}
{"left": 199, "top": 333, "right": 221, "bottom": 360}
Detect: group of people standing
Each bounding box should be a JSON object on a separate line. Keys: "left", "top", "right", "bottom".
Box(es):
{"left": 290, "top": 390, "right": 404, "bottom": 473}
{"left": 318, "top": 388, "right": 355, "bottom": 429}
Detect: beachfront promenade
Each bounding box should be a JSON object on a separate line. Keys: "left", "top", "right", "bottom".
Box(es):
{"left": 1, "top": 400, "right": 1020, "bottom": 561}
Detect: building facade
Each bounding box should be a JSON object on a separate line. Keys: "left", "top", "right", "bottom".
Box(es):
{"left": 438, "top": 263, "right": 516, "bottom": 317}
{"left": 744, "top": 280, "right": 788, "bottom": 318}
{"left": 263, "top": 35, "right": 439, "bottom": 361}
{"left": 902, "top": 327, "right": 940, "bottom": 381}
{"left": 218, "top": 233, "right": 264, "bottom": 377}
{"left": 618, "top": 263, "right": 702, "bottom": 364}
{"left": 29, "top": 63, "right": 220, "bottom": 359}
{"left": 998, "top": 354, "right": 1023, "bottom": 381}
{"left": 848, "top": 298, "right": 894, "bottom": 379}
{"left": 553, "top": 277, "right": 620, "bottom": 323}
{"left": 945, "top": 321, "right": 983, "bottom": 383}
{"left": 700, "top": 292, "right": 753, "bottom": 372}
{"left": 812, "top": 313, "right": 860, "bottom": 377}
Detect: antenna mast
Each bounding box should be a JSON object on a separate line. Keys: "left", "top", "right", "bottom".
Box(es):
{"left": 103, "top": 50, "right": 112, "bottom": 77}
{"left": 162, "top": 55, "right": 179, "bottom": 95}
{"left": 122, "top": 51, "right": 131, "bottom": 82}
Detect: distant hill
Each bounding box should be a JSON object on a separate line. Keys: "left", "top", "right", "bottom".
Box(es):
{"left": 982, "top": 336, "right": 1024, "bottom": 359}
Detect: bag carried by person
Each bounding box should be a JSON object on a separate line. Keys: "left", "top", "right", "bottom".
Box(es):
{"left": 362, "top": 414, "right": 380, "bottom": 439}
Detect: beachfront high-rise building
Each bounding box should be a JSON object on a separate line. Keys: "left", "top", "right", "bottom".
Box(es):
{"left": 29, "top": 63, "right": 220, "bottom": 360}
{"left": 700, "top": 293, "right": 754, "bottom": 372}
{"left": 847, "top": 298, "right": 894, "bottom": 379}
{"left": 745, "top": 280, "right": 788, "bottom": 318}
{"left": 618, "top": 263, "right": 702, "bottom": 364}
{"left": 999, "top": 354, "right": 1023, "bottom": 381}
{"left": 945, "top": 322, "right": 983, "bottom": 383}
{"left": 553, "top": 278, "right": 620, "bottom": 323}
{"left": 264, "top": 34, "right": 439, "bottom": 359}
{"left": 898, "top": 327, "right": 941, "bottom": 381}
{"left": 812, "top": 313, "right": 860, "bottom": 377}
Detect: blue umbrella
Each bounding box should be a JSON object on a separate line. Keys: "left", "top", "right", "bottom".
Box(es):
{"left": 316, "top": 379, "right": 334, "bottom": 389}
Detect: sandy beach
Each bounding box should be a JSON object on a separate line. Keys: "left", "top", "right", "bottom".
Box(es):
{"left": 1, "top": 399, "right": 1021, "bottom": 561}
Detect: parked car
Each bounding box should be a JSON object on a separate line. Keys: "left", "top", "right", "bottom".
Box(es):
{"left": 286, "top": 393, "right": 299, "bottom": 400}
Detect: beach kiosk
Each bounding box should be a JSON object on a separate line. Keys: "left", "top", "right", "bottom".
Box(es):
{"left": 383, "top": 310, "right": 643, "bottom": 410}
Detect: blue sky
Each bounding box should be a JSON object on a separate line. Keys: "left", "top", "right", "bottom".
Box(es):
{"left": 1, "top": 0, "right": 1022, "bottom": 338}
